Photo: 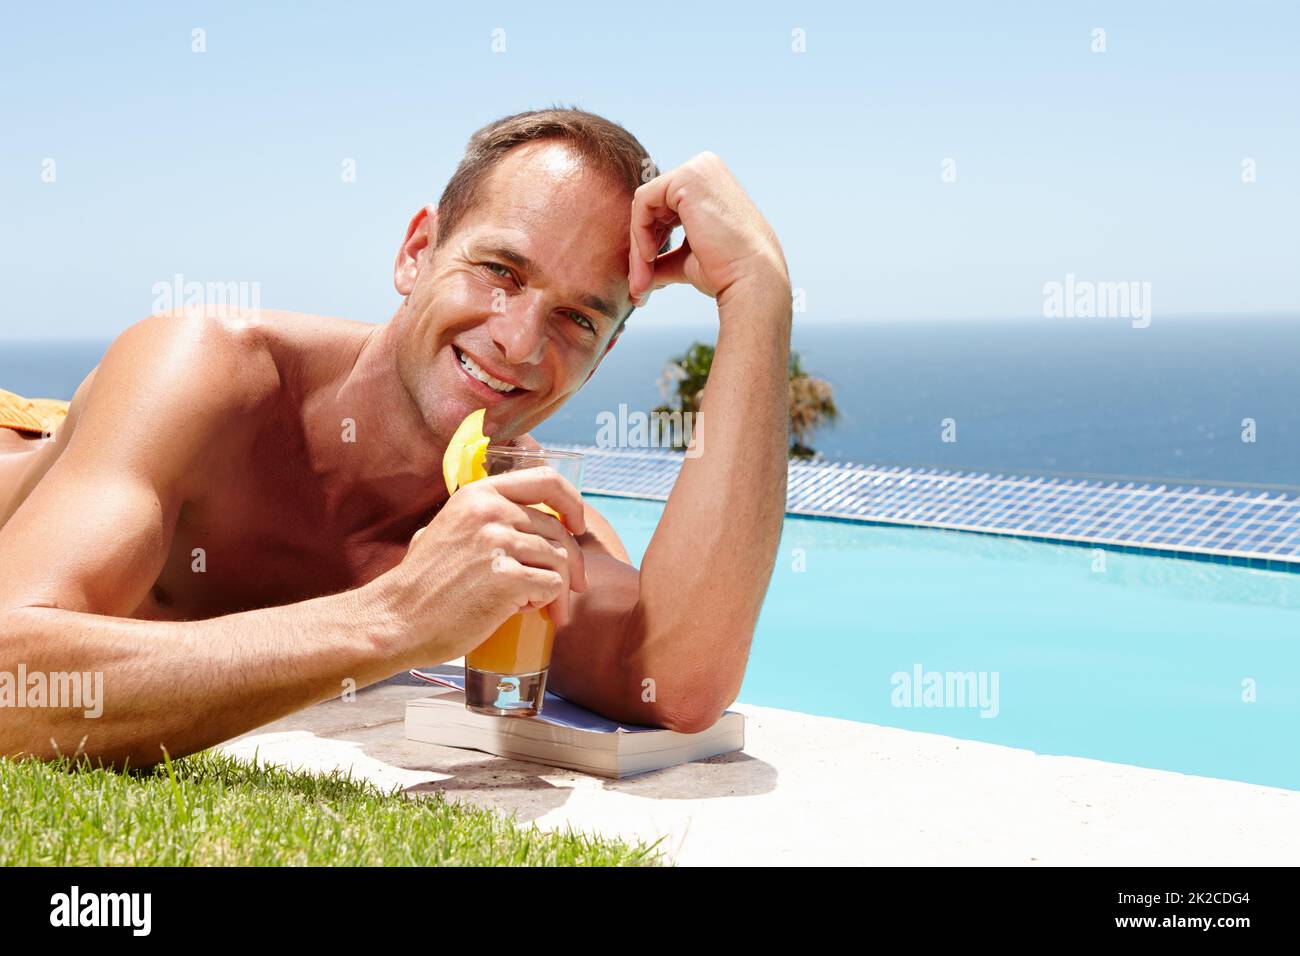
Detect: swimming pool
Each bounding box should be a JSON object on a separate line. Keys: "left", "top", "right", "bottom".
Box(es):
{"left": 590, "top": 494, "right": 1300, "bottom": 792}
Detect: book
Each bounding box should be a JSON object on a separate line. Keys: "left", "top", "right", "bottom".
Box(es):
{"left": 404, "top": 669, "right": 746, "bottom": 779}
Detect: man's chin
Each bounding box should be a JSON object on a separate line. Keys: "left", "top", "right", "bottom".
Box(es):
{"left": 428, "top": 392, "right": 534, "bottom": 444}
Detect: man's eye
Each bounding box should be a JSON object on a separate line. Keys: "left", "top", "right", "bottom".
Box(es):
{"left": 482, "top": 262, "right": 513, "bottom": 280}
{"left": 568, "top": 311, "right": 595, "bottom": 332}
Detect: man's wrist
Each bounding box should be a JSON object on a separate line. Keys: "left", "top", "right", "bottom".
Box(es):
{"left": 352, "top": 571, "right": 413, "bottom": 667}
{"left": 717, "top": 265, "right": 794, "bottom": 328}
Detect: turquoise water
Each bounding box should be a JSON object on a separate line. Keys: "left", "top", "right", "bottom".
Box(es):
{"left": 591, "top": 494, "right": 1300, "bottom": 792}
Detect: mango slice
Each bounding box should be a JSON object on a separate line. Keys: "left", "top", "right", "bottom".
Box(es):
{"left": 443, "top": 408, "right": 489, "bottom": 496}
{"left": 441, "top": 408, "right": 564, "bottom": 522}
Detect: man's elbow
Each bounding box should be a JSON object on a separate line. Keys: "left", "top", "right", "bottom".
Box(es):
{"left": 659, "top": 711, "right": 722, "bottom": 735}
{"left": 624, "top": 619, "right": 749, "bottom": 733}
{"left": 652, "top": 696, "right": 731, "bottom": 735}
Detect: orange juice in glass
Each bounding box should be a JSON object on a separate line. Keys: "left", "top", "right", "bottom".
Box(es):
{"left": 463, "top": 445, "right": 583, "bottom": 717}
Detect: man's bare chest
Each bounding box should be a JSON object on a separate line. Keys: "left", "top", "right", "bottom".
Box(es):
{"left": 133, "top": 472, "right": 417, "bottom": 621}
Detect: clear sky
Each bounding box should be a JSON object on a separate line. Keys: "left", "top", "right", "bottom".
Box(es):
{"left": 1, "top": 1, "right": 1297, "bottom": 338}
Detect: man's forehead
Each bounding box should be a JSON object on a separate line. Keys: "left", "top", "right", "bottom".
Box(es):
{"left": 482, "top": 142, "right": 632, "bottom": 227}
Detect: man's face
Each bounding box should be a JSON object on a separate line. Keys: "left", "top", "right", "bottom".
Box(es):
{"left": 394, "top": 141, "right": 636, "bottom": 445}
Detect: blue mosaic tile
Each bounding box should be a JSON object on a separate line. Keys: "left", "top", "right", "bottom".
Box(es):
{"left": 553, "top": 445, "right": 1300, "bottom": 568}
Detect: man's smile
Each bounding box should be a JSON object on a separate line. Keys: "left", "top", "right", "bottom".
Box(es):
{"left": 451, "top": 344, "right": 532, "bottom": 400}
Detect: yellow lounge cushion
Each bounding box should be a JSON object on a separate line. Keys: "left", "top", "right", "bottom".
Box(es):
{"left": 0, "top": 388, "right": 70, "bottom": 434}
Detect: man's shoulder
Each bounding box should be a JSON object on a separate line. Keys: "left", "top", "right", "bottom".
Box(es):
{"left": 112, "top": 307, "right": 367, "bottom": 412}
{"left": 108, "top": 308, "right": 286, "bottom": 417}
{"left": 76, "top": 307, "right": 374, "bottom": 469}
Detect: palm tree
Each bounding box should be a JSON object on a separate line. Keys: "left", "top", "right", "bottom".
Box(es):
{"left": 786, "top": 351, "right": 840, "bottom": 458}
{"left": 653, "top": 341, "right": 838, "bottom": 459}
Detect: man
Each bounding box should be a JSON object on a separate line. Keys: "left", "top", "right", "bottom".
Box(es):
{"left": 0, "top": 108, "right": 792, "bottom": 767}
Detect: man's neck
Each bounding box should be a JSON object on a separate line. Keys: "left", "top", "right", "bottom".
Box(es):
{"left": 299, "top": 316, "right": 448, "bottom": 537}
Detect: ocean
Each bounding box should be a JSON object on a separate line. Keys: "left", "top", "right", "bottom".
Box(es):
{"left": 3, "top": 315, "right": 1296, "bottom": 487}
{"left": 544, "top": 315, "right": 1300, "bottom": 488}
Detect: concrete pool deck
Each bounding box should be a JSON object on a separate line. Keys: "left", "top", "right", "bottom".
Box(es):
{"left": 220, "top": 665, "right": 1300, "bottom": 866}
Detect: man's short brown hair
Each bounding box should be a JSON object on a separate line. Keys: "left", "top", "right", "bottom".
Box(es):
{"left": 434, "top": 106, "right": 668, "bottom": 325}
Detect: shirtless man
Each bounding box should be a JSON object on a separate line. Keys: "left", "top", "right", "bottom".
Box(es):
{"left": 0, "top": 108, "right": 792, "bottom": 767}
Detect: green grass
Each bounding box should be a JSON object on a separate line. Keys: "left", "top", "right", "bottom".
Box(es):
{"left": 0, "top": 750, "right": 665, "bottom": 866}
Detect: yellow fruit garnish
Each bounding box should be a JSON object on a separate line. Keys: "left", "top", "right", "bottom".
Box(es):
{"left": 442, "top": 408, "right": 565, "bottom": 522}
{"left": 443, "top": 408, "right": 489, "bottom": 496}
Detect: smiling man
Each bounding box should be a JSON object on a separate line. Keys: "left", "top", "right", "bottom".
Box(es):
{"left": 0, "top": 108, "right": 792, "bottom": 766}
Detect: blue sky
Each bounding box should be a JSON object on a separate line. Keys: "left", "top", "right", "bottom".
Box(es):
{"left": 1, "top": 0, "right": 1297, "bottom": 338}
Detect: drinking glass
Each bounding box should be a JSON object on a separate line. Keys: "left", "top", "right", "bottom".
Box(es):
{"left": 463, "top": 446, "right": 584, "bottom": 717}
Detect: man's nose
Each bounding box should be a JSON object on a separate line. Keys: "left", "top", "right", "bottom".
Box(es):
{"left": 486, "top": 294, "right": 548, "bottom": 366}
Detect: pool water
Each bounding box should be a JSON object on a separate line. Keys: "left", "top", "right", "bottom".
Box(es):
{"left": 590, "top": 495, "right": 1300, "bottom": 792}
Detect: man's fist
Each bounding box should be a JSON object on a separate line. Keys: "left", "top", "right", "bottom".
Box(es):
{"left": 627, "top": 151, "right": 790, "bottom": 307}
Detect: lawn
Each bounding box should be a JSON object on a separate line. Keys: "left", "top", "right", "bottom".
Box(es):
{"left": 0, "top": 750, "right": 665, "bottom": 866}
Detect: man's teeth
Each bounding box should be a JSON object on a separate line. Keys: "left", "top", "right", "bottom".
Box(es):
{"left": 458, "top": 350, "right": 518, "bottom": 393}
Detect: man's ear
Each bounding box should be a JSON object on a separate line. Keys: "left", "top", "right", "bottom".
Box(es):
{"left": 582, "top": 327, "right": 622, "bottom": 387}
{"left": 395, "top": 205, "right": 438, "bottom": 296}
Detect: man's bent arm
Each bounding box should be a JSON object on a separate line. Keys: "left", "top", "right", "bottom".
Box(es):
{"left": 633, "top": 277, "right": 791, "bottom": 728}
{"left": 551, "top": 275, "right": 792, "bottom": 732}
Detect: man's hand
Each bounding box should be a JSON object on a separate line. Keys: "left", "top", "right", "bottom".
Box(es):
{"left": 382, "top": 466, "right": 588, "bottom": 666}
{"left": 627, "top": 151, "right": 790, "bottom": 308}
